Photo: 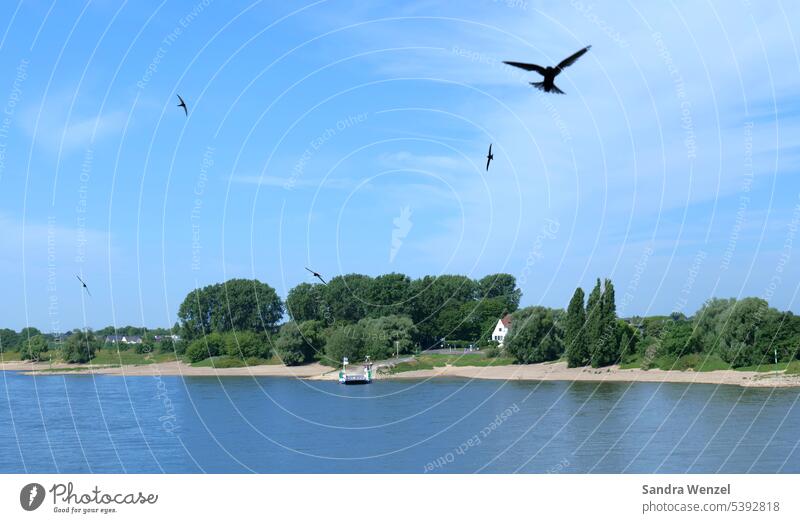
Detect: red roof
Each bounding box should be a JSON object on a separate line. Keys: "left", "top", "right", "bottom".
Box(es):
{"left": 501, "top": 314, "right": 512, "bottom": 327}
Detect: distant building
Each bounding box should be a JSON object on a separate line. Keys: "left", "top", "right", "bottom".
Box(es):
{"left": 491, "top": 314, "right": 512, "bottom": 346}
{"left": 104, "top": 335, "right": 143, "bottom": 345}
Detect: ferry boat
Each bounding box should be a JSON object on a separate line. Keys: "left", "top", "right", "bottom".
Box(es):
{"left": 338, "top": 356, "right": 373, "bottom": 385}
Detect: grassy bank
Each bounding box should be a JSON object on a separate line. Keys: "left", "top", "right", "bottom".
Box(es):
{"left": 189, "top": 355, "right": 282, "bottom": 368}
{"left": 619, "top": 353, "right": 800, "bottom": 374}
{"left": 386, "top": 353, "right": 515, "bottom": 374}
{"left": 90, "top": 349, "right": 180, "bottom": 366}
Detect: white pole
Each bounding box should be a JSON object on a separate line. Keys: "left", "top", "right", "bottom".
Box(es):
{"left": 775, "top": 347, "right": 778, "bottom": 377}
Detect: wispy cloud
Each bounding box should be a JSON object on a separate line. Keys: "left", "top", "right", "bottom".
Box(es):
{"left": 379, "top": 151, "right": 469, "bottom": 171}
{"left": 21, "top": 90, "right": 128, "bottom": 153}
{"left": 229, "top": 174, "right": 353, "bottom": 190}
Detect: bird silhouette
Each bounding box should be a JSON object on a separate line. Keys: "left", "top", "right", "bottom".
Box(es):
{"left": 305, "top": 267, "right": 327, "bottom": 285}
{"left": 176, "top": 94, "right": 188, "bottom": 116}
{"left": 75, "top": 275, "right": 91, "bottom": 297}
{"left": 486, "top": 144, "right": 494, "bottom": 171}
{"left": 504, "top": 45, "right": 591, "bottom": 94}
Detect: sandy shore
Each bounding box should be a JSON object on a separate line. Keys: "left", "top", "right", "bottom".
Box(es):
{"left": 379, "top": 361, "right": 800, "bottom": 388}
{"left": 2, "top": 359, "right": 799, "bottom": 388}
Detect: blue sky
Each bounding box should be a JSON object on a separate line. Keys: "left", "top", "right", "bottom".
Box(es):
{"left": 1, "top": 0, "right": 799, "bottom": 331}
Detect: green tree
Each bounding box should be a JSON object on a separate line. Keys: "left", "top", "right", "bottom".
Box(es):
{"left": 409, "top": 275, "right": 478, "bottom": 347}
{"left": 564, "top": 287, "right": 589, "bottom": 367}
{"left": 591, "top": 278, "right": 619, "bottom": 367}
{"left": 177, "top": 279, "right": 284, "bottom": 340}
{"left": 585, "top": 278, "right": 603, "bottom": 359}
{"left": 366, "top": 273, "right": 412, "bottom": 317}
{"left": 286, "top": 283, "right": 329, "bottom": 323}
{"left": 274, "top": 320, "right": 325, "bottom": 366}
{"left": 616, "top": 320, "right": 639, "bottom": 361}
{"left": 359, "top": 315, "right": 417, "bottom": 360}
{"left": 323, "top": 274, "right": 374, "bottom": 322}
{"left": 693, "top": 298, "right": 736, "bottom": 353}
{"left": 759, "top": 310, "right": 800, "bottom": 362}
{"left": 716, "top": 297, "right": 771, "bottom": 367}
{"left": 0, "top": 328, "right": 20, "bottom": 352}
{"left": 660, "top": 321, "right": 702, "bottom": 356}
{"left": 20, "top": 334, "right": 48, "bottom": 361}
{"left": 323, "top": 324, "right": 367, "bottom": 365}
{"left": 61, "top": 331, "right": 100, "bottom": 363}
{"left": 477, "top": 273, "right": 522, "bottom": 312}
{"left": 19, "top": 326, "right": 42, "bottom": 339}
{"left": 504, "top": 307, "right": 563, "bottom": 364}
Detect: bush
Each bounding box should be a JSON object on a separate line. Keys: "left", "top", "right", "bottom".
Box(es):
{"left": 358, "top": 315, "right": 417, "bottom": 360}
{"left": 323, "top": 324, "right": 366, "bottom": 366}
{"left": 171, "top": 338, "right": 188, "bottom": 355}
{"left": 504, "top": 307, "right": 563, "bottom": 364}
{"left": 61, "top": 331, "right": 101, "bottom": 363}
{"left": 482, "top": 345, "right": 502, "bottom": 358}
{"left": 223, "top": 331, "right": 268, "bottom": 359}
{"left": 659, "top": 321, "right": 702, "bottom": 356}
{"left": 275, "top": 321, "right": 323, "bottom": 366}
{"left": 134, "top": 341, "right": 154, "bottom": 355}
{"left": 186, "top": 332, "right": 225, "bottom": 363}
{"left": 20, "top": 334, "right": 48, "bottom": 361}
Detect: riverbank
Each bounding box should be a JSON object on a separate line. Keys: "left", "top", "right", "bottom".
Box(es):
{"left": 3, "top": 358, "right": 800, "bottom": 387}
{"left": 379, "top": 361, "right": 800, "bottom": 388}
{"left": 0, "top": 359, "right": 335, "bottom": 378}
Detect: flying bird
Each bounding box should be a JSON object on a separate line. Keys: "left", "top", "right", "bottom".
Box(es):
{"left": 75, "top": 275, "right": 91, "bottom": 297}
{"left": 504, "top": 45, "right": 592, "bottom": 94}
{"left": 176, "top": 94, "right": 188, "bottom": 116}
{"left": 305, "top": 267, "right": 327, "bottom": 285}
{"left": 485, "top": 144, "right": 494, "bottom": 171}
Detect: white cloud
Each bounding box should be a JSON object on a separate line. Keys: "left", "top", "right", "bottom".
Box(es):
{"left": 21, "top": 89, "right": 128, "bottom": 153}
{"left": 229, "top": 174, "right": 353, "bottom": 190}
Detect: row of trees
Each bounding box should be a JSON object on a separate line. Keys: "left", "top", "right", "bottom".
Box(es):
{"left": 176, "top": 274, "right": 517, "bottom": 365}
{"left": 561, "top": 278, "right": 636, "bottom": 368}
{"left": 6, "top": 330, "right": 100, "bottom": 364}
{"left": 173, "top": 273, "right": 521, "bottom": 365}
{"left": 1, "top": 327, "right": 55, "bottom": 352}
{"left": 503, "top": 278, "right": 635, "bottom": 368}
{"left": 503, "top": 279, "right": 800, "bottom": 370}
{"left": 632, "top": 297, "right": 800, "bottom": 367}
{"left": 286, "top": 273, "right": 521, "bottom": 347}
{"left": 274, "top": 315, "right": 418, "bottom": 366}
{"left": 3, "top": 274, "right": 520, "bottom": 366}
{"left": 0, "top": 326, "right": 178, "bottom": 352}
{"left": 8, "top": 273, "right": 800, "bottom": 370}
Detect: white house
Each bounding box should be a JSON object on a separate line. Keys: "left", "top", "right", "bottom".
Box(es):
{"left": 491, "top": 314, "right": 512, "bottom": 346}
{"left": 105, "top": 335, "right": 143, "bottom": 345}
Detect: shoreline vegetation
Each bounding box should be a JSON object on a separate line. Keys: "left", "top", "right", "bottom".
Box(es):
{"left": 2, "top": 351, "right": 800, "bottom": 388}
{"left": 3, "top": 273, "right": 800, "bottom": 388}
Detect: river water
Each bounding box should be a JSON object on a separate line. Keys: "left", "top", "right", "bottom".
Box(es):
{"left": 1, "top": 372, "right": 798, "bottom": 473}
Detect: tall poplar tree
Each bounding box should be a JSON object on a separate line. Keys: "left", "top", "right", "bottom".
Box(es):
{"left": 591, "top": 278, "right": 620, "bottom": 367}
{"left": 585, "top": 278, "right": 603, "bottom": 360}
{"left": 564, "top": 287, "right": 589, "bottom": 367}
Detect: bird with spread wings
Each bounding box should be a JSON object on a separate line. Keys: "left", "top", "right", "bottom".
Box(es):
{"left": 504, "top": 45, "right": 591, "bottom": 94}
